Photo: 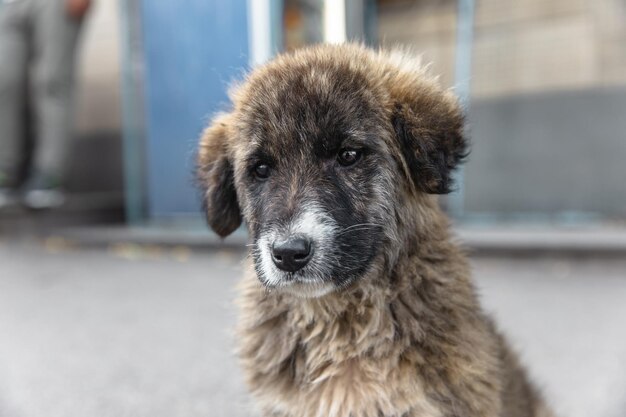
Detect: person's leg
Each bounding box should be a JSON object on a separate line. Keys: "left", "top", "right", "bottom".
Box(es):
{"left": 24, "top": 0, "right": 86, "bottom": 207}
{"left": 30, "top": 0, "right": 84, "bottom": 179}
{"left": 0, "top": 1, "right": 30, "bottom": 191}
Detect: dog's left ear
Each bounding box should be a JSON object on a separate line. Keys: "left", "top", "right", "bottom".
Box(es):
{"left": 197, "top": 114, "right": 242, "bottom": 237}
{"left": 391, "top": 90, "right": 469, "bottom": 194}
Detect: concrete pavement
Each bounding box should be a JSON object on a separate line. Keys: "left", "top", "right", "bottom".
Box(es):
{"left": 0, "top": 240, "right": 625, "bottom": 417}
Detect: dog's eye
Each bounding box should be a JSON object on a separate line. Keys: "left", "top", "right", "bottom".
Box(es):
{"left": 337, "top": 149, "right": 362, "bottom": 166}
{"left": 253, "top": 163, "right": 270, "bottom": 179}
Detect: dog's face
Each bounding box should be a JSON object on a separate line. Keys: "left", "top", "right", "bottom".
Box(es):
{"left": 232, "top": 64, "right": 396, "bottom": 297}
{"left": 198, "top": 45, "right": 467, "bottom": 297}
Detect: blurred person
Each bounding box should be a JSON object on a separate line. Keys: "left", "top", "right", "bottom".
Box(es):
{"left": 0, "top": 0, "right": 91, "bottom": 209}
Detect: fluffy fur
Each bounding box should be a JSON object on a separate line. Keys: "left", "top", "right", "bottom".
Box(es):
{"left": 197, "top": 43, "right": 554, "bottom": 417}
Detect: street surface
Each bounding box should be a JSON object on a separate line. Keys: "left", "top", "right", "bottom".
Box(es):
{"left": 0, "top": 240, "right": 624, "bottom": 417}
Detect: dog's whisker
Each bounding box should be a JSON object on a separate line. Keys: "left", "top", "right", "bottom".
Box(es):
{"left": 337, "top": 223, "right": 383, "bottom": 232}
{"left": 335, "top": 224, "right": 384, "bottom": 237}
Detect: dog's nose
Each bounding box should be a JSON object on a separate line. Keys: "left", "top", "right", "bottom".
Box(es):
{"left": 271, "top": 236, "right": 313, "bottom": 272}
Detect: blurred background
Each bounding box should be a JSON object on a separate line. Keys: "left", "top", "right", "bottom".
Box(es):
{"left": 0, "top": 1, "right": 625, "bottom": 417}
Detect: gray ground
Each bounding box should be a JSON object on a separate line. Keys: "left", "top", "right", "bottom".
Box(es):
{"left": 0, "top": 239, "right": 625, "bottom": 417}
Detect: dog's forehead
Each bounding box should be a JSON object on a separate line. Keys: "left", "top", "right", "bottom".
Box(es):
{"left": 236, "top": 62, "right": 385, "bottom": 153}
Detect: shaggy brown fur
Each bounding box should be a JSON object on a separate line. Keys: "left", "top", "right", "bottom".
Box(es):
{"left": 197, "top": 43, "right": 554, "bottom": 417}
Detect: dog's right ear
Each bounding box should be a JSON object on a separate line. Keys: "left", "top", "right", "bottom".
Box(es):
{"left": 197, "top": 114, "right": 242, "bottom": 237}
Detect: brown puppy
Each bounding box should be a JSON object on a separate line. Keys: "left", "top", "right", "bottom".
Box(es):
{"left": 197, "top": 43, "right": 554, "bottom": 417}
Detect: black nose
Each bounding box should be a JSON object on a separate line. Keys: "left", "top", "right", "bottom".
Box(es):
{"left": 271, "top": 236, "right": 313, "bottom": 272}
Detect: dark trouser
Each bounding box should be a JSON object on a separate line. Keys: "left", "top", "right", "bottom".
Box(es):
{"left": 0, "top": 0, "right": 83, "bottom": 186}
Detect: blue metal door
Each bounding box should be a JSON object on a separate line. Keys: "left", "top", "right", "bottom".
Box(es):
{"left": 141, "top": 0, "right": 248, "bottom": 219}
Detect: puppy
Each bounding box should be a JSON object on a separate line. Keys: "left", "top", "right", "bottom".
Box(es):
{"left": 197, "top": 43, "right": 554, "bottom": 417}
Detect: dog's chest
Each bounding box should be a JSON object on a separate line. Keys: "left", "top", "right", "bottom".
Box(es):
{"left": 268, "top": 351, "right": 443, "bottom": 417}
{"left": 238, "top": 282, "right": 443, "bottom": 417}
{"left": 249, "top": 339, "right": 444, "bottom": 417}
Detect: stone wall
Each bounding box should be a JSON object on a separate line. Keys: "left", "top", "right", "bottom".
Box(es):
{"left": 377, "top": 0, "right": 626, "bottom": 98}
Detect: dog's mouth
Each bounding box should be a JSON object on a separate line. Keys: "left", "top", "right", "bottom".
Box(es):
{"left": 273, "top": 275, "right": 337, "bottom": 298}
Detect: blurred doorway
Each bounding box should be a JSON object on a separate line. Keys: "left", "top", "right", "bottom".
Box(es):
{"left": 122, "top": 0, "right": 249, "bottom": 223}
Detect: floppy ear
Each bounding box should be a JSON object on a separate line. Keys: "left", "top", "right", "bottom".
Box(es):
{"left": 391, "top": 93, "right": 469, "bottom": 194}
{"left": 197, "top": 114, "right": 242, "bottom": 237}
